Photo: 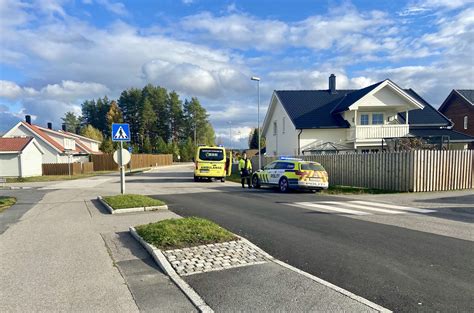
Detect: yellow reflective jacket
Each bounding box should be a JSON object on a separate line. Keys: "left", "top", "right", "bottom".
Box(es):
{"left": 238, "top": 158, "right": 252, "bottom": 171}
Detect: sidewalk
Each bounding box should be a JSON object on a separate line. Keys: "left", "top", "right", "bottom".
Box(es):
{"left": 0, "top": 174, "right": 195, "bottom": 312}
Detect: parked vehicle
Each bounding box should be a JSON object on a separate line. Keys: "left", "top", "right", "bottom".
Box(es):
{"left": 252, "top": 157, "right": 328, "bottom": 192}
{"left": 194, "top": 146, "right": 232, "bottom": 182}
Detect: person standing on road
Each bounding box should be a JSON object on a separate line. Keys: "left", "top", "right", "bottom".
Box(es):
{"left": 239, "top": 152, "right": 253, "bottom": 188}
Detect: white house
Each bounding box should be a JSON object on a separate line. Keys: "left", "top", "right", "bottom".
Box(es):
{"left": 0, "top": 137, "right": 43, "bottom": 177}
{"left": 262, "top": 75, "right": 474, "bottom": 155}
{"left": 2, "top": 116, "right": 102, "bottom": 163}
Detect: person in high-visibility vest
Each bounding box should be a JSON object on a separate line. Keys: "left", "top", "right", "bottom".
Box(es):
{"left": 239, "top": 152, "right": 253, "bottom": 188}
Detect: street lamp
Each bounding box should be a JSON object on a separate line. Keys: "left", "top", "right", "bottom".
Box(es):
{"left": 251, "top": 76, "right": 261, "bottom": 169}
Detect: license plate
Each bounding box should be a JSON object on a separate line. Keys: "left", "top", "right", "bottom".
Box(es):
{"left": 200, "top": 169, "right": 209, "bottom": 173}
{"left": 310, "top": 177, "right": 320, "bottom": 181}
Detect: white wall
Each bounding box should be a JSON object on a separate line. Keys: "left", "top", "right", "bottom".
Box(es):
{"left": 263, "top": 98, "right": 298, "bottom": 156}
{"left": 0, "top": 154, "right": 20, "bottom": 177}
{"left": 300, "top": 129, "right": 350, "bottom": 151}
{"left": 7, "top": 125, "right": 63, "bottom": 163}
{"left": 20, "top": 142, "right": 43, "bottom": 177}
{"left": 43, "top": 130, "right": 76, "bottom": 150}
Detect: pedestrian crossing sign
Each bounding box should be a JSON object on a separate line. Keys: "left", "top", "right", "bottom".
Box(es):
{"left": 112, "top": 123, "right": 130, "bottom": 142}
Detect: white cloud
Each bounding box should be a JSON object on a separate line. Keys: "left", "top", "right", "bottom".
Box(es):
{"left": 0, "top": 80, "right": 23, "bottom": 99}
{"left": 0, "top": 80, "right": 109, "bottom": 128}
{"left": 96, "top": 0, "right": 128, "bottom": 16}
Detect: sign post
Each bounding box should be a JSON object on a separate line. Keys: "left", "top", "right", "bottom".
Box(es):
{"left": 112, "top": 123, "right": 131, "bottom": 194}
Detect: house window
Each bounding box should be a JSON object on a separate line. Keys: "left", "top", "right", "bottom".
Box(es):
{"left": 282, "top": 117, "right": 286, "bottom": 134}
{"left": 273, "top": 121, "right": 277, "bottom": 135}
{"left": 464, "top": 116, "right": 468, "bottom": 130}
{"left": 372, "top": 113, "right": 384, "bottom": 125}
{"left": 360, "top": 114, "right": 369, "bottom": 125}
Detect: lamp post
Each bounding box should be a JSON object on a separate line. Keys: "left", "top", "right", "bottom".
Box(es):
{"left": 251, "top": 76, "right": 261, "bottom": 169}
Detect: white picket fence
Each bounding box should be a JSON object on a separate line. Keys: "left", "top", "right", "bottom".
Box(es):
{"left": 253, "top": 150, "right": 474, "bottom": 192}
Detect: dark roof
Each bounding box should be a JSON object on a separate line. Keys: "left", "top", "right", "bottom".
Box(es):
{"left": 0, "top": 137, "right": 33, "bottom": 152}
{"left": 398, "top": 89, "right": 451, "bottom": 127}
{"left": 456, "top": 89, "right": 474, "bottom": 105}
{"left": 275, "top": 82, "right": 451, "bottom": 129}
{"left": 409, "top": 128, "right": 474, "bottom": 142}
{"left": 275, "top": 90, "right": 354, "bottom": 129}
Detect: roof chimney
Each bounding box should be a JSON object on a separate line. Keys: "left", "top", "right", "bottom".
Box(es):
{"left": 47, "top": 122, "right": 52, "bottom": 130}
{"left": 329, "top": 74, "right": 336, "bottom": 94}
{"left": 25, "top": 115, "right": 32, "bottom": 125}
{"left": 62, "top": 124, "right": 67, "bottom": 131}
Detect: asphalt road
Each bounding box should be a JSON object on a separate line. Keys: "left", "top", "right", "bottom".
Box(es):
{"left": 155, "top": 170, "right": 474, "bottom": 312}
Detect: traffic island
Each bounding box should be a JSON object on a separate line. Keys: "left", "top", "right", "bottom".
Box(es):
{"left": 0, "top": 196, "right": 17, "bottom": 213}
{"left": 98, "top": 194, "right": 168, "bottom": 214}
{"left": 130, "top": 217, "right": 271, "bottom": 312}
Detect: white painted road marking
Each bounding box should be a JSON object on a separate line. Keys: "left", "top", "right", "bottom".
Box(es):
{"left": 287, "top": 200, "right": 436, "bottom": 215}
{"left": 322, "top": 201, "right": 404, "bottom": 214}
{"left": 290, "top": 202, "right": 371, "bottom": 215}
{"left": 349, "top": 201, "right": 436, "bottom": 214}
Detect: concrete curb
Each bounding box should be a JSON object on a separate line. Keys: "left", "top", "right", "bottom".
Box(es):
{"left": 237, "top": 236, "right": 391, "bottom": 313}
{"left": 97, "top": 196, "right": 168, "bottom": 214}
{"left": 129, "top": 227, "right": 214, "bottom": 313}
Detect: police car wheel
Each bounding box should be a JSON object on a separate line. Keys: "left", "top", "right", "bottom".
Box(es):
{"left": 194, "top": 176, "right": 199, "bottom": 182}
{"left": 252, "top": 175, "right": 261, "bottom": 189}
{"left": 279, "top": 177, "right": 289, "bottom": 193}
{"left": 221, "top": 177, "right": 225, "bottom": 182}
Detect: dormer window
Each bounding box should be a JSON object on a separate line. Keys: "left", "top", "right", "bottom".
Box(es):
{"left": 360, "top": 114, "right": 369, "bottom": 125}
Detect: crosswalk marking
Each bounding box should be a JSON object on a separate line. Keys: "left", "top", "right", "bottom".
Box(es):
{"left": 286, "top": 200, "right": 436, "bottom": 216}
{"left": 349, "top": 201, "right": 436, "bottom": 214}
{"left": 290, "top": 202, "right": 371, "bottom": 215}
{"left": 321, "top": 201, "right": 404, "bottom": 214}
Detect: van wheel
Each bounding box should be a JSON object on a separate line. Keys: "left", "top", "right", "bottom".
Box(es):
{"left": 279, "top": 177, "right": 289, "bottom": 193}
{"left": 221, "top": 177, "right": 225, "bottom": 182}
{"left": 252, "top": 175, "right": 261, "bottom": 189}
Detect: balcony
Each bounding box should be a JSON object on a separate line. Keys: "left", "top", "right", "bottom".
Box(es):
{"left": 347, "top": 124, "right": 410, "bottom": 141}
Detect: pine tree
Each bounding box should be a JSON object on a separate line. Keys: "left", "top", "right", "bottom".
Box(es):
{"left": 61, "top": 112, "right": 81, "bottom": 133}
{"left": 168, "top": 91, "right": 184, "bottom": 143}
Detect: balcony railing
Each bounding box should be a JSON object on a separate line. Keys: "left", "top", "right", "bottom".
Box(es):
{"left": 348, "top": 124, "right": 409, "bottom": 141}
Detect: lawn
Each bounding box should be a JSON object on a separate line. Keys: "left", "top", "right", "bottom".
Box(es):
{"left": 6, "top": 171, "right": 114, "bottom": 183}
{"left": 0, "top": 196, "right": 17, "bottom": 213}
{"left": 136, "top": 217, "right": 238, "bottom": 250}
{"left": 103, "top": 194, "right": 165, "bottom": 210}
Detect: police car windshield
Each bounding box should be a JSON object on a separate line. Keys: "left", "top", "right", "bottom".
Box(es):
{"left": 301, "top": 163, "right": 325, "bottom": 171}
{"left": 199, "top": 149, "right": 224, "bottom": 161}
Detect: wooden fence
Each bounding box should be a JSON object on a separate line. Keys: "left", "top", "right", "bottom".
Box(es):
{"left": 253, "top": 150, "right": 474, "bottom": 192}
{"left": 91, "top": 154, "right": 173, "bottom": 172}
{"left": 42, "top": 162, "right": 94, "bottom": 176}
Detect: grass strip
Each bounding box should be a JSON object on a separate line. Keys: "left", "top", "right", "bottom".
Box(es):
{"left": 322, "top": 185, "right": 400, "bottom": 194}
{"left": 103, "top": 194, "right": 165, "bottom": 210}
{"left": 0, "top": 196, "right": 17, "bottom": 213}
{"left": 136, "top": 217, "right": 238, "bottom": 250}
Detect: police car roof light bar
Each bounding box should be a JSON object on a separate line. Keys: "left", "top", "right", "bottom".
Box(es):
{"left": 279, "top": 156, "right": 303, "bottom": 161}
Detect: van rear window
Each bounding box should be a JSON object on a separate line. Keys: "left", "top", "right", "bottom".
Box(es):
{"left": 199, "top": 149, "right": 224, "bottom": 161}
{"left": 301, "top": 163, "right": 325, "bottom": 171}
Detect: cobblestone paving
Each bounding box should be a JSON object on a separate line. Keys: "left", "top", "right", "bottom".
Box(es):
{"left": 163, "top": 240, "right": 271, "bottom": 276}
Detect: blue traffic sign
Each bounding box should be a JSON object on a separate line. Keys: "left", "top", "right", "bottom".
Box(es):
{"left": 128, "top": 146, "right": 133, "bottom": 153}
{"left": 112, "top": 123, "right": 130, "bottom": 142}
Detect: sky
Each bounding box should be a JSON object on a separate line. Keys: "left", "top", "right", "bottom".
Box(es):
{"left": 1, "top": 0, "right": 473, "bottom": 148}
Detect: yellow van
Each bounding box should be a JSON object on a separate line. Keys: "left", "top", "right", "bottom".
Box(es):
{"left": 194, "top": 146, "right": 232, "bottom": 182}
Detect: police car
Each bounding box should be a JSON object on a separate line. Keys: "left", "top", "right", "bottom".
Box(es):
{"left": 251, "top": 157, "right": 329, "bottom": 192}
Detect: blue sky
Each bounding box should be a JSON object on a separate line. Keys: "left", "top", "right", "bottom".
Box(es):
{"left": 1, "top": 0, "right": 473, "bottom": 147}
